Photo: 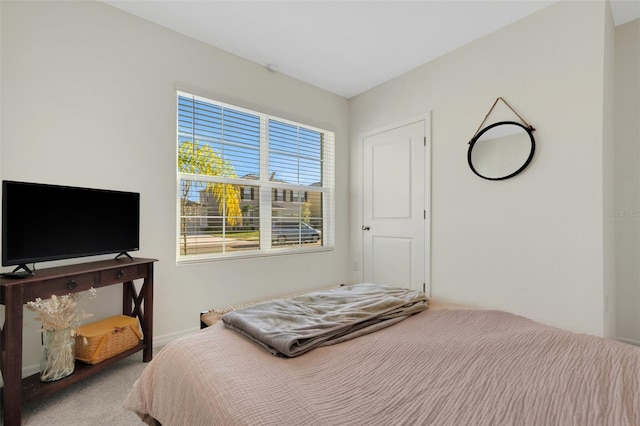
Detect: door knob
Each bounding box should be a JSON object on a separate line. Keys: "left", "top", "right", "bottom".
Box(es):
{"left": 362, "top": 226, "right": 370, "bottom": 231}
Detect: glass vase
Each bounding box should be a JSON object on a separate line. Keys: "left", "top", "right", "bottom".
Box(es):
{"left": 40, "top": 328, "right": 75, "bottom": 382}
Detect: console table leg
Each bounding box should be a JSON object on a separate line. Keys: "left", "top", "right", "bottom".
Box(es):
{"left": 121, "top": 265, "right": 153, "bottom": 362}
{"left": 142, "top": 265, "right": 153, "bottom": 362}
{"left": 122, "top": 281, "right": 134, "bottom": 316}
{"left": 2, "top": 285, "right": 25, "bottom": 426}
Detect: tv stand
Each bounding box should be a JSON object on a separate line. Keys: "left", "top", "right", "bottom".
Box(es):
{"left": 0, "top": 264, "right": 35, "bottom": 279}
{"left": 0, "top": 257, "right": 156, "bottom": 426}
{"left": 115, "top": 251, "right": 134, "bottom": 261}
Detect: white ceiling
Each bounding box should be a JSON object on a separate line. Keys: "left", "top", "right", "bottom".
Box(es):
{"left": 104, "top": 0, "right": 640, "bottom": 99}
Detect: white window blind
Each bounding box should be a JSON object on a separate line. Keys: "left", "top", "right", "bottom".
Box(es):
{"left": 177, "top": 91, "right": 334, "bottom": 261}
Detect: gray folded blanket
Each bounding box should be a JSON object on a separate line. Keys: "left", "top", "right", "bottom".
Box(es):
{"left": 221, "top": 283, "right": 429, "bottom": 357}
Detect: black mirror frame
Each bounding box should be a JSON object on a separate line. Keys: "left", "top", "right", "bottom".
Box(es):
{"left": 467, "top": 120, "right": 535, "bottom": 181}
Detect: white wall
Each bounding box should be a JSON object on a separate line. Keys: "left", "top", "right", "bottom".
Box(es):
{"left": 350, "top": 1, "right": 612, "bottom": 336}
{"left": 0, "top": 1, "right": 350, "bottom": 373}
{"left": 615, "top": 18, "right": 640, "bottom": 344}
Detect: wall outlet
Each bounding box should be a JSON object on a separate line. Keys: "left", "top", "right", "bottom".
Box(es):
{"left": 352, "top": 260, "right": 359, "bottom": 271}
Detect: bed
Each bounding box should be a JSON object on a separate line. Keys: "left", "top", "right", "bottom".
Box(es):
{"left": 124, "top": 284, "right": 640, "bottom": 426}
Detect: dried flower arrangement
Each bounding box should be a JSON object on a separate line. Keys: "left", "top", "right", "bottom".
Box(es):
{"left": 25, "top": 288, "right": 97, "bottom": 382}
{"left": 25, "top": 287, "right": 97, "bottom": 331}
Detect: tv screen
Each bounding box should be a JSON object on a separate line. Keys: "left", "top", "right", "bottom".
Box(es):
{"left": 2, "top": 181, "right": 140, "bottom": 271}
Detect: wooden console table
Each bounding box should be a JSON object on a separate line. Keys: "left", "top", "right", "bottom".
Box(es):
{"left": 0, "top": 257, "right": 156, "bottom": 426}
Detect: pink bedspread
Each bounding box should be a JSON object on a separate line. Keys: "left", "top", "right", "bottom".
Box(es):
{"left": 124, "top": 308, "right": 640, "bottom": 425}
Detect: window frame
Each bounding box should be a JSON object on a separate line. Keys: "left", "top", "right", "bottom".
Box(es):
{"left": 176, "top": 91, "right": 335, "bottom": 263}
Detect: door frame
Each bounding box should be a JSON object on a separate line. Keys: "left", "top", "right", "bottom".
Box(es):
{"left": 360, "top": 113, "right": 432, "bottom": 295}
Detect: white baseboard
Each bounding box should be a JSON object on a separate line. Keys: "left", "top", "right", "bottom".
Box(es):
{"left": 22, "top": 363, "right": 40, "bottom": 379}
{"left": 17, "top": 327, "right": 201, "bottom": 381}
{"left": 617, "top": 336, "right": 640, "bottom": 347}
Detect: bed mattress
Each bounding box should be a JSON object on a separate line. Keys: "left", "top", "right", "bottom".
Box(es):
{"left": 125, "top": 307, "right": 640, "bottom": 425}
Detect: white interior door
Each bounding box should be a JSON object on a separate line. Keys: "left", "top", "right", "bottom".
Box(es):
{"left": 362, "top": 119, "right": 428, "bottom": 291}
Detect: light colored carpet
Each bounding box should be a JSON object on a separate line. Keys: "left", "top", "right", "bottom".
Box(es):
{"left": 21, "top": 352, "right": 149, "bottom": 425}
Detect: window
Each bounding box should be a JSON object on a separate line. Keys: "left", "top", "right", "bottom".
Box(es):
{"left": 177, "top": 91, "right": 334, "bottom": 261}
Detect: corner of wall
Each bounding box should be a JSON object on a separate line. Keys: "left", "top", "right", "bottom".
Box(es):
{"left": 602, "top": 0, "right": 617, "bottom": 339}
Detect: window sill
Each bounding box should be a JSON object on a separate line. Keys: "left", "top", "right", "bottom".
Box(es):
{"left": 176, "top": 245, "right": 334, "bottom": 265}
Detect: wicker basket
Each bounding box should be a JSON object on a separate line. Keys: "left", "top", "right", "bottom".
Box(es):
{"left": 75, "top": 315, "right": 142, "bottom": 364}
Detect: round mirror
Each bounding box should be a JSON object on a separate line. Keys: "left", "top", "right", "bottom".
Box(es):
{"left": 468, "top": 121, "right": 535, "bottom": 181}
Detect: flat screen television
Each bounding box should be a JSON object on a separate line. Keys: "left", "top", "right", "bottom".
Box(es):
{"left": 2, "top": 180, "right": 140, "bottom": 277}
